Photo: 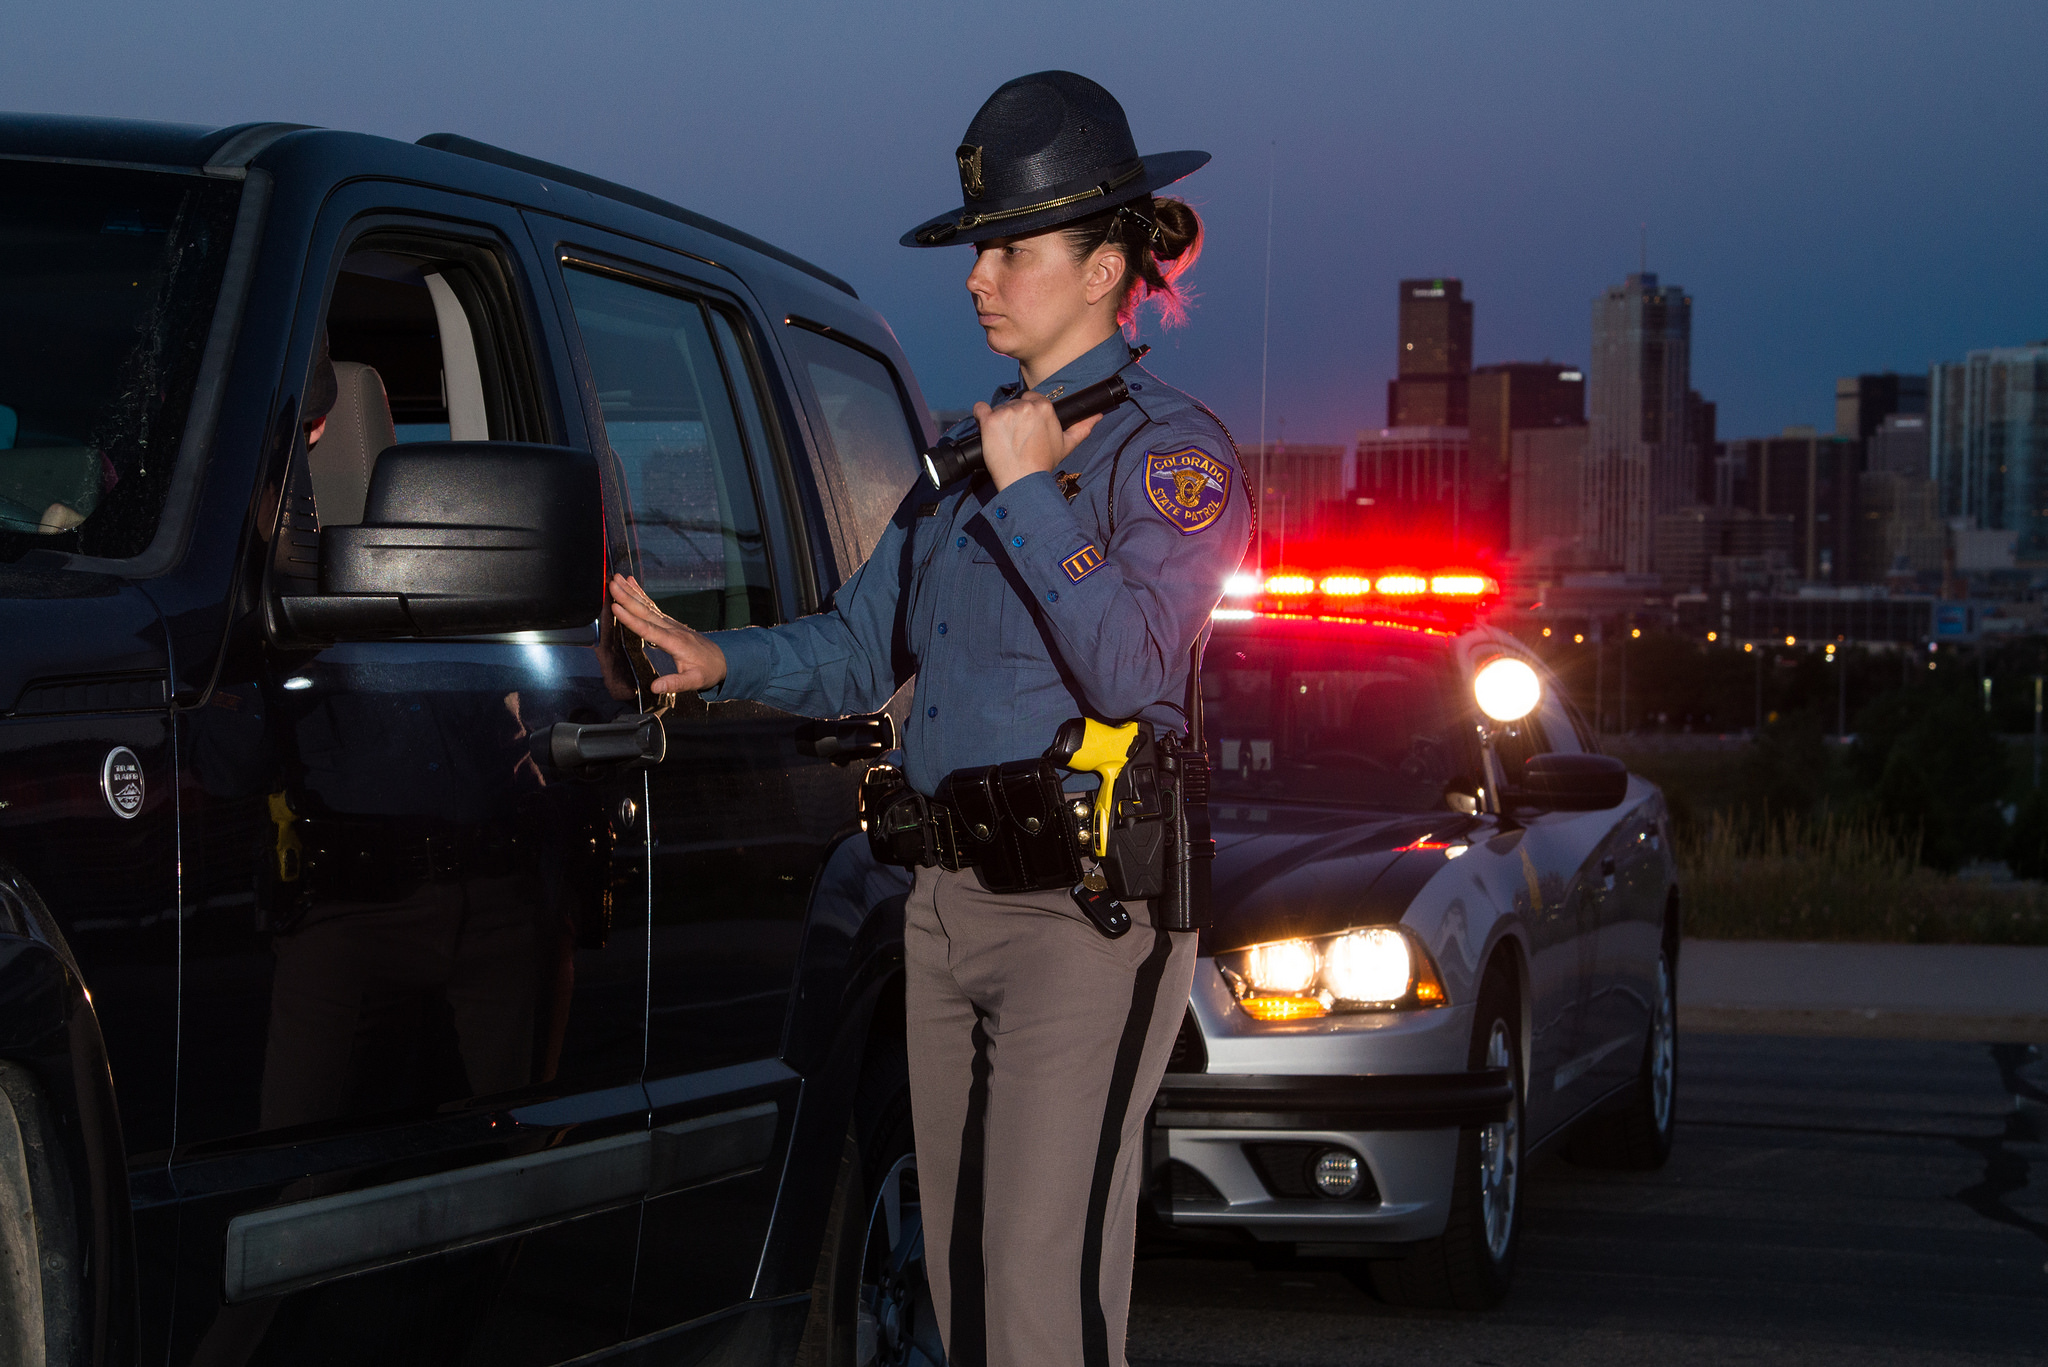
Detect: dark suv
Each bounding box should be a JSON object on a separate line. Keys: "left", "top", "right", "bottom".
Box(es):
{"left": 0, "top": 115, "right": 935, "bottom": 1366}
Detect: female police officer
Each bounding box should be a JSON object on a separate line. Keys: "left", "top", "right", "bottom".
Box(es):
{"left": 609, "top": 70, "right": 1247, "bottom": 1367}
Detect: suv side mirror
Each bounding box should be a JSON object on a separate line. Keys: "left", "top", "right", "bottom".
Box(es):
{"left": 276, "top": 442, "right": 604, "bottom": 641}
{"left": 1509, "top": 753, "right": 1629, "bottom": 812}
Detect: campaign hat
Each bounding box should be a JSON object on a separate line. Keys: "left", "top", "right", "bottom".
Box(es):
{"left": 903, "top": 71, "right": 1208, "bottom": 248}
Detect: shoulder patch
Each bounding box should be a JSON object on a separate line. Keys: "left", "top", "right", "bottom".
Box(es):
{"left": 1145, "top": 445, "right": 1232, "bottom": 535}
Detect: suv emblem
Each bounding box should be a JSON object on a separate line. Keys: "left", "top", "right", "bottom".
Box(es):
{"left": 101, "top": 747, "right": 144, "bottom": 820}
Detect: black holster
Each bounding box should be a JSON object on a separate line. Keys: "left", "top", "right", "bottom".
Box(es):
{"left": 1093, "top": 723, "right": 1213, "bottom": 932}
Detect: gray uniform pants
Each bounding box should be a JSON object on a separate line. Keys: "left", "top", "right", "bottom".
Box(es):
{"left": 906, "top": 864, "right": 1198, "bottom": 1367}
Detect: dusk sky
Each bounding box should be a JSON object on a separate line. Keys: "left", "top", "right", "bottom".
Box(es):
{"left": 10, "top": 1, "right": 2044, "bottom": 445}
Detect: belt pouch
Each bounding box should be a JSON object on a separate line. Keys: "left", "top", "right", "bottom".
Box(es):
{"left": 939, "top": 759, "right": 1080, "bottom": 894}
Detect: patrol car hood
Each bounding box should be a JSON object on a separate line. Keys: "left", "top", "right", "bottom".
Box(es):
{"left": 1202, "top": 803, "right": 1483, "bottom": 954}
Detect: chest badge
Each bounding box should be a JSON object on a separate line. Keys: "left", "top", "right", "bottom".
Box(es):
{"left": 1056, "top": 471, "right": 1082, "bottom": 502}
{"left": 1144, "top": 446, "right": 1231, "bottom": 534}
{"left": 101, "top": 747, "right": 144, "bottom": 820}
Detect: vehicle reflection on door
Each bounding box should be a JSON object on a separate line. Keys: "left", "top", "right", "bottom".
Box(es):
{"left": 175, "top": 632, "right": 653, "bottom": 1367}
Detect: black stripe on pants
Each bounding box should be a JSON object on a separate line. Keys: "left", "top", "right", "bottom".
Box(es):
{"left": 1079, "top": 926, "right": 1175, "bottom": 1367}
{"left": 949, "top": 1015, "right": 994, "bottom": 1366}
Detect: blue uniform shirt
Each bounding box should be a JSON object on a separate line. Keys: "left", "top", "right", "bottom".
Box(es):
{"left": 703, "top": 332, "right": 1251, "bottom": 795}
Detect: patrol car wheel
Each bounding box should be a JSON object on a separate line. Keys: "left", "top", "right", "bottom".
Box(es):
{"left": 1565, "top": 938, "right": 1679, "bottom": 1170}
{"left": 1367, "top": 966, "right": 1522, "bottom": 1311}
{"left": 0, "top": 1062, "right": 85, "bottom": 1367}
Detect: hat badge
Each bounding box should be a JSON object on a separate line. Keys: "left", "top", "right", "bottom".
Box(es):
{"left": 956, "top": 144, "right": 985, "bottom": 199}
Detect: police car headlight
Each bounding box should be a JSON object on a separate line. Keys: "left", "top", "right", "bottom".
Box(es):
{"left": 1241, "top": 939, "right": 1318, "bottom": 995}
{"left": 1321, "top": 929, "right": 1412, "bottom": 1004}
{"left": 1218, "top": 927, "right": 1447, "bottom": 1021}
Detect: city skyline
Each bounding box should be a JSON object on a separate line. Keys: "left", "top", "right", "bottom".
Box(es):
{"left": 0, "top": 1, "right": 2039, "bottom": 447}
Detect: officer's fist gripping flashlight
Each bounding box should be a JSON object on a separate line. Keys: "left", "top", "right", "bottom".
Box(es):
{"left": 922, "top": 373, "right": 1132, "bottom": 488}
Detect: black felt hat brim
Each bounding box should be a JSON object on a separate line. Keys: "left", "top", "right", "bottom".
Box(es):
{"left": 901, "top": 149, "right": 1210, "bottom": 248}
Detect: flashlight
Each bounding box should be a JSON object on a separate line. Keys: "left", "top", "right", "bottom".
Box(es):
{"left": 922, "top": 373, "right": 1132, "bottom": 488}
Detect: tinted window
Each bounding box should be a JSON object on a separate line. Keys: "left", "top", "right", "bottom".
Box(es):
{"left": 785, "top": 326, "right": 922, "bottom": 554}
{"left": 0, "top": 163, "right": 240, "bottom": 562}
{"left": 564, "top": 268, "right": 776, "bottom": 630}
{"left": 1204, "top": 626, "right": 1470, "bottom": 811}
{"left": 1535, "top": 679, "right": 1583, "bottom": 755}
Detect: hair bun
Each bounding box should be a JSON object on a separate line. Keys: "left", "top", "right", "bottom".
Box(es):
{"left": 1151, "top": 197, "right": 1201, "bottom": 262}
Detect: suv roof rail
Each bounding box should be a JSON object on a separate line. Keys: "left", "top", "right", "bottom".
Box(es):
{"left": 203, "top": 122, "right": 313, "bottom": 176}
{"left": 416, "top": 132, "right": 857, "bottom": 299}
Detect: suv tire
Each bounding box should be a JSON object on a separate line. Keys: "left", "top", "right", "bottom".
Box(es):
{"left": 1366, "top": 964, "right": 1523, "bottom": 1311}
{"left": 796, "top": 1043, "right": 944, "bottom": 1366}
{"left": 0, "top": 1063, "right": 83, "bottom": 1367}
{"left": 1565, "top": 939, "right": 1678, "bottom": 1170}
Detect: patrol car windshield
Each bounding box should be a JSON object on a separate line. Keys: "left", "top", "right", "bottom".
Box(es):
{"left": 0, "top": 162, "right": 241, "bottom": 567}
{"left": 1202, "top": 623, "right": 1473, "bottom": 811}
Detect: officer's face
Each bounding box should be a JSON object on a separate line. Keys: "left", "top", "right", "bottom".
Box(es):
{"left": 967, "top": 231, "right": 1120, "bottom": 366}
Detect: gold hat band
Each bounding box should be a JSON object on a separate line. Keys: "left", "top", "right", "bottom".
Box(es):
{"left": 917, "top": 164, "right": 1146, "bottom": 245}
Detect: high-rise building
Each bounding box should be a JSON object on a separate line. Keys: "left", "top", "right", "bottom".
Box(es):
{"left": 1386, "top": 278, "right": 1473, "bottom": 428}
{"left": 1718, "top": 432, "right": 1862, "bottom": 582}
{"left": 1245, "top": 442, "right": 1349, "bottom": 549}
{"left": 1508, "top": 425, "right": 1589, "bottom": 559}
{"left": 1652, "top": 506, "right": 1795, "bottom": 592}
{"left": 1853, "top": 471, "right": 1943, "bottom": 582}
{"left": 1931, "top": 345, "right": 2048, "bottom": 559}
{"left": 1587, "top": 272, "right": 1693, "bottom": 573}
{"left": 1349, "top": 426, "right": 1475, "bottom": 547}
{"left": 1866, "top": 412, "right": 1930, "bottom": 478}
{"left": 1469, "top": 362, "right": 1584, "bottom": 553}
{"left": 1835, "top": 371, "right": 1929, "bottom": 440}
{"left": 1686, "top": 389, "right": 1717, "bottom": 503}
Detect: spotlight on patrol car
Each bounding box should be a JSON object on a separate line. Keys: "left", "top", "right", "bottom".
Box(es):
{"left": 1474, "top": 657, "right": 1541, "bottom": 723}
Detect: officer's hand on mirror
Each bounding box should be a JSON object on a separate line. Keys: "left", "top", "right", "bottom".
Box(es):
{"left": 976, "top": 391, "right": 1103, "bottom": 492}
{"left": 608, "top": 574, "right": 728, "bottom": 694}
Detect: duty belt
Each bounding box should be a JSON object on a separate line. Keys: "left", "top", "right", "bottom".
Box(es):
{"left": 861, "top": 758, "right": 1087, "bottom": 894}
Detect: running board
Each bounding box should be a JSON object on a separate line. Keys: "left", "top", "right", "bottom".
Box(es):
{"left": 224, "top": 1101, "right": 778, "bottom": 1302}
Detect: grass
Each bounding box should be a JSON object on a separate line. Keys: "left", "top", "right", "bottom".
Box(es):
{"left": 1674, "top": 810, "right": 2048, "bottom": 946}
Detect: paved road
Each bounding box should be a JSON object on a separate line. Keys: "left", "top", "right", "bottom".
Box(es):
{"left": 1130, "top": 1033, "right": 2048, "bottom": 1366}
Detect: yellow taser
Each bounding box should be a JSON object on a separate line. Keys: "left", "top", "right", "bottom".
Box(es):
{"left": 1046, "top": 717, "right": 1141, "bottom": 858}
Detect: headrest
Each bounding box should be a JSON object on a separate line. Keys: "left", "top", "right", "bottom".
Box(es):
{"left": 309, "top": 361, "right": 395, "bottom": 527}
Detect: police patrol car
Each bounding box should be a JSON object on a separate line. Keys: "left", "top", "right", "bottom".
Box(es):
{"left": 1147, "top": 567, "right": 1680, "bottom": 1310}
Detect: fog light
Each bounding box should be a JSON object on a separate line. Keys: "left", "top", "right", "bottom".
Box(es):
{"left": 1312, "top": 1149, "right": 1363, "bottom": 1198}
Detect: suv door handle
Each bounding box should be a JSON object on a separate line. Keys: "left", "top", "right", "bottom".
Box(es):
{"left": 793, "top": 713, "right": 899, "bottom": 766}
{"left": 1599, "top": 856, "right": 1617, "bottom": 891}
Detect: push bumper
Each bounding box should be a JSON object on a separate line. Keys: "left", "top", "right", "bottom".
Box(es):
{"left": 1153, "top": 1069, "right": 1511, "bottom": 1131}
